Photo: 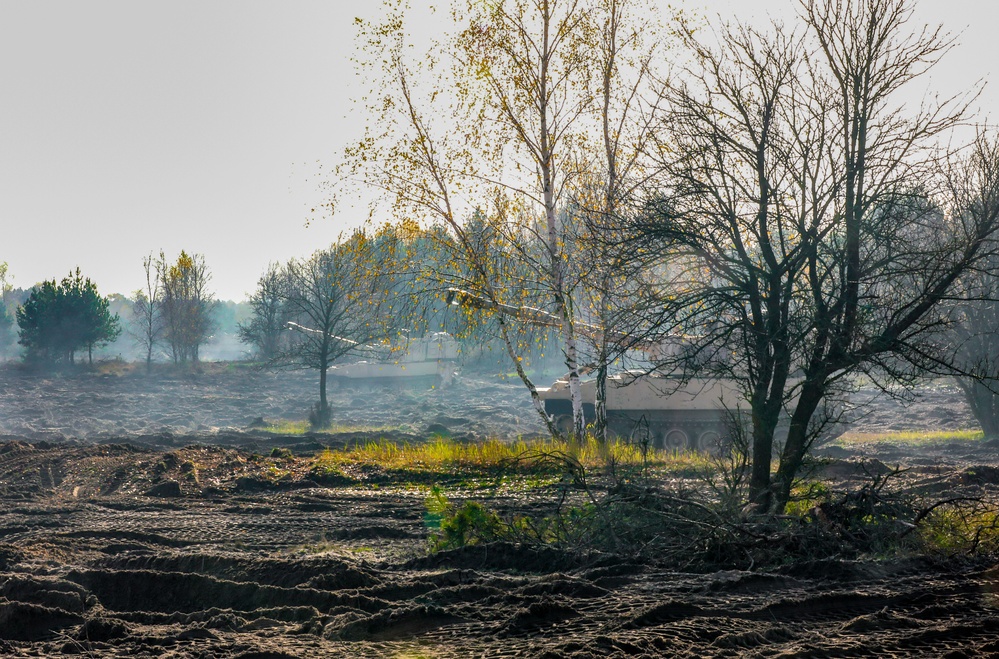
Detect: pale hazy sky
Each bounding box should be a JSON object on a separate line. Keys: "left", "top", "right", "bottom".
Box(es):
{"left": 1, "top": 0, "right": 995, "bottom": 301}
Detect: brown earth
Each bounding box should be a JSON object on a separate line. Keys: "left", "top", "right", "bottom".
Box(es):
{"left": 0, "top": 364, "right": 998, "bottom": 657}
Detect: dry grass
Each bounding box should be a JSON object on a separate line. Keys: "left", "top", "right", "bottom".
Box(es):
{"left": 832, "top": 429, "right": 984, "bottom": 447}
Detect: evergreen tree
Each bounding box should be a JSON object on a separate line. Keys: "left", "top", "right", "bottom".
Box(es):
{"left": 16, "top": 269, "right": 121, "bottom": 364}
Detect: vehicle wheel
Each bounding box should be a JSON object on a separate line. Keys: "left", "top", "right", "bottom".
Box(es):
{"left": 696, "top": 430, "right": 722, "bottom": 454}
{"left": 662, "top": 428, "right": 689, "bottom": 452}
{"left": 554, "top": 415, "right": 573, "bottom": 435}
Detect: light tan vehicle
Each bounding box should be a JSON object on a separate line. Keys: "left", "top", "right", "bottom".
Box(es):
{"left": 286, "top": 321, "right": 461, "bottom": 387}
{"left": 444, "top": 287, "right": 808, "bottom": 451}
{"left": 448, "top": 289, "right": 764, "bottom": 451}
{"left": 328, "top": 332, "right": 460, "bottom": 387}
{"left": 537, "top": 370, "right": 749, "bottom": 451}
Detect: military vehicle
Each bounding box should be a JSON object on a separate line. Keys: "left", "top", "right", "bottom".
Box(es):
{"left": 327, "top": 332, "right": 460, "bottom": 386}
{"left": 444, "top": 287, "right": 779, "bottom": 451}
{"left": 537, "top": 371, "right": 749, "bottom": 451}
{"left": 286, "top": 322, "right": 460, "bottom": 387}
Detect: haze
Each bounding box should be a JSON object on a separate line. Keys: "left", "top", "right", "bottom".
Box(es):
{"left": 1, "top": 0, "right": 995, "bottom": 301}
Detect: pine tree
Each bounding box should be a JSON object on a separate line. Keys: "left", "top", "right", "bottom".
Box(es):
{"left": 16, "top": 269, "right": 121, "bottom": 364}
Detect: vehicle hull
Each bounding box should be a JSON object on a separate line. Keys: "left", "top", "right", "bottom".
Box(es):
{"left": 538, "top": 373, "right": 760, "bottom": 452}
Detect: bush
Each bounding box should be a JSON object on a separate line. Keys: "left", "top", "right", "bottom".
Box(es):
{"left": 308, "top": 402, "right": 331, "bottom": 429}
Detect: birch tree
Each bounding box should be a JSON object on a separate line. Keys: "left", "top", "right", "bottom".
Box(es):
{"left": 339, "top": 0, "right": 671, "bottom": 438}
{"left": 131, "top": 252, "right": 163, "bottom": 372}
{"left": 578, "top": 0, "right": 670, "bottom": 440}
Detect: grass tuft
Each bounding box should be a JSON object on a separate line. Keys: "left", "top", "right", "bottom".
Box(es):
{"left": 260, "top": 419, "right": 312, "bottom": 435}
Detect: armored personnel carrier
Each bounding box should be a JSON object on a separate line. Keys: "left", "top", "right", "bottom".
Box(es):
{"left": 537, "top": 370, "right": 747, "bottom": 451}
{"left": 444, "top": 287, "right": 804, "bottom": 451}
{"left": 327, "top": 332, "right": 460, "bottom": 386}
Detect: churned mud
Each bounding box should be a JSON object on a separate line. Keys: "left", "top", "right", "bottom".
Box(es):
{"left": 0, "top": 365, "right": 997, "bottom": 656}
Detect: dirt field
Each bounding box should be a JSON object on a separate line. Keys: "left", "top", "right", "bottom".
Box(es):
{"left": 1, "top": 365, "right": 998, "bottom": 657}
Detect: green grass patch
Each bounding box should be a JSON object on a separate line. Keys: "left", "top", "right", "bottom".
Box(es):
{"left": 832, "top": 429, "right": 984, "bottom": 447}
{"left": 919, "top": 505, "right": 999, "bottom": 554}
{"left": 311, "top": 435, "right": 711, "bottom": 474}
{"left": 259, "top": 419, "right": 312, "bottom": 434}
{"left": 257, "top": 419, "right": 393, "bottom": 435}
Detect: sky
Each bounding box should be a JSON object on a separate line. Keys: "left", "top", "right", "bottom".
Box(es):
{"left": 1, "top": 0, "right": 996, "bottom": 301}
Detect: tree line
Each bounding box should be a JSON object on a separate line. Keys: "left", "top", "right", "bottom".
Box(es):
{"left": 2, "top": 251, "right": 220, "bottom": 367}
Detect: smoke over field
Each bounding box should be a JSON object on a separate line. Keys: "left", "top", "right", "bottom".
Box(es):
{"left": 0, "top": 364, "right": 545, "bottom": 444}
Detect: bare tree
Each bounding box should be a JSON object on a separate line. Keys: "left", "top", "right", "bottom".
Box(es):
{"left": 238, "top": 263, "right": 289, "bottom": 362}
{"left": 948, "top": 138, "right": 999, "bottom": 437}
{"left": 277, "top": 235, "right": 398, "bottom": 428}
{"left": 131, "top": 252, "right": 163, "bottom": 372}
{"left": 623, "top": 0, "right": 999, "bottom": 513}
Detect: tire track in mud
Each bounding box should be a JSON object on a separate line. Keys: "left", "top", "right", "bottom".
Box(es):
{"left": 3, "top": 490, "right": 999, "bottom": 657}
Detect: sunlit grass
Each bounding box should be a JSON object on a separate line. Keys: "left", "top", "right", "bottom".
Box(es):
{"left": 310, "top": 435, "right": 712, "bottom": 476}
{"left": 261, "top": 419, "right": 312, "bottom": 434}
{"left": 257, "top": 419, "right": 394, "bottom": 435}
{"left": 832, "top": 429, "right": 984, "bottom": 447}
{"left": 919, "top": 504, "right": 999, "bottom": 555}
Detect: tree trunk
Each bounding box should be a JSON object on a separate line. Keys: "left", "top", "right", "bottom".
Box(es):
{"left": 773, "top": 379, "right": 826, "bottom": 513}
{"left": 747, "top": 404, "right": 776, "bottom": 512}
{"left": 595, "top": 353, "right": 608, "bottom": 443}
{"left": 315, "top": 362, "right": 331, "bottom": 428}
{"left": 319, "top": 367, "right": 327, "bottom": 413}
{"left": 498, "top": 314, "right": 561, "bottom": 438}
{"left": 958, "top": 378, "right": 999, "bottom": 438}
{"left": 565, "top": 330, "right": 585, "bottom": 438}
{"left": 594, "top": 273, "right": 612, "bottom": 443}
